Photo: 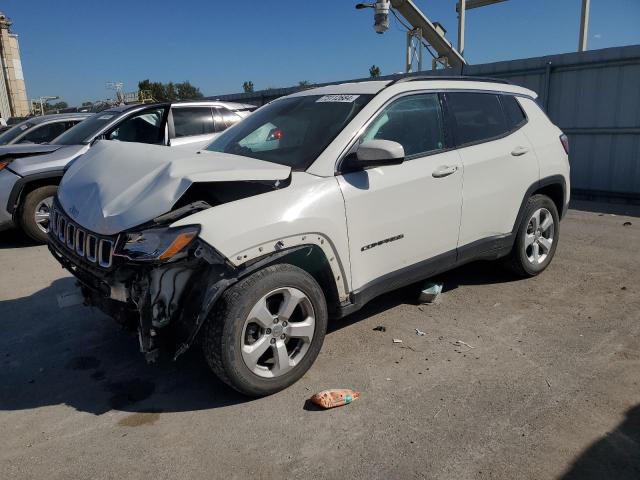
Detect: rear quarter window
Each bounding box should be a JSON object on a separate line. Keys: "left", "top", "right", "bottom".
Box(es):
{"left": 501, "top": 95, "right": 527, "bottom": 129}
{"left": 446, "top": 92, "right": 510, "bottom": 146}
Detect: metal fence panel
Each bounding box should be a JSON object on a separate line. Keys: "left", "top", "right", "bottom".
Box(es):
{"left": 210, "top": 45, "right": 640, "bottom": 202}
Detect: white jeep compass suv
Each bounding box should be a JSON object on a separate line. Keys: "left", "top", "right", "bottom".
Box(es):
{"left": 48, "top": 77, "right": 570, "bottom": 396}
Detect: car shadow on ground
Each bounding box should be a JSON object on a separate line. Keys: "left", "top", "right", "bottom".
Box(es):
{"left": 0, "top": 228, "right": 38, "bottom": 249}
{"left": 0, "top": 261, "right": 520, "bottom": 416}
{"left": 559, "top": 404, "right": 640, "bottom": 479}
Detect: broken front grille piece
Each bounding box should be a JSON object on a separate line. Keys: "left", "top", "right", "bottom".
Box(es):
{"left": 50, "top": 206, "right": 115, "bottom": 268}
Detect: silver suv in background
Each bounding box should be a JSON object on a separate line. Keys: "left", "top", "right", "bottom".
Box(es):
{"left": 0, "top": 113, "right": 92, "bottom": 146}
{"left": 0, "top": 100, "right": 255, "bottom": 242}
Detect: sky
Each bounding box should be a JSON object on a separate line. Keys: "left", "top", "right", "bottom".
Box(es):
{"left": 3, "top": 0, "right": 640, "bottom": 106}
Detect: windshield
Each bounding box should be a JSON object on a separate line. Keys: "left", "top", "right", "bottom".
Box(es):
{"left": 52, "top": 111, "right": 118, "bottom": 145}
{"left": 0, "top": 121, "right": 33, "bottom": 145}
{"left": 206, "top": 94, "right": 373, "bottom": 170}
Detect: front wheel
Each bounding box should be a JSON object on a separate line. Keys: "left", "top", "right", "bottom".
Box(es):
{"left": 202, "top": 263, "right": 328, "bottom": 397}
{"left": 18, "top": 185, "right": 57, "bottom": 243}
{"left": 506, "top": 194, "right": 560, "bottom": 277}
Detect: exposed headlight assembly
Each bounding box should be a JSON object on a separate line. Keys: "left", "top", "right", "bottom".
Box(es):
{"left": 116, "top": 225, "right": 200, "bottom": 262}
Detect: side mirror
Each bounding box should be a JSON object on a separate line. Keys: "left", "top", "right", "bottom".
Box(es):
{"left": 347, "top": 140, "right": 405, "bottom": 170}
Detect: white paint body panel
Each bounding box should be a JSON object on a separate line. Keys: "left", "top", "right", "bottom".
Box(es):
{"left": 339, "top": 150, "right": 463, "bottom": 290}
{"left": 456, "top": 129, "right": 538, "bottom": 246}
{"left": 172, "top": 172, "right": 351, "bottom": 299}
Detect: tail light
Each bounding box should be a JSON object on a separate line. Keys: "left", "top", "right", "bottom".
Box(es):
{"left": 560, "top": 134, "right": 569, "bottom": 155}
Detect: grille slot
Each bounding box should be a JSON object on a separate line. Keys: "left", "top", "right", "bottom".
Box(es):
{"left": 50, "top": 205, "right": 115, "bottom": 269}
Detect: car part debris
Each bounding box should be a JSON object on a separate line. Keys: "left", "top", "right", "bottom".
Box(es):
{"left": 419, "top": 281, "right": 443, "bottom": 303}
{"left": 415, "top": 328, "right": 426, "bottom": 336}
{"left": 393, "top": 338, "right": 403, "bottom": 343}
{"left": 56, "top": 290, "right": 84, "bottom": 308}
{"left": 373, "top": 325, "right": 386, "bottom": 332}
{"left": 310, "top": 389, "right": 360, "bottom": 409}
{"left": 454, "top": 339, "right": 475, "bottom": 349}
{"left": 623, "top": 221, "right": 632, "bottom": 226}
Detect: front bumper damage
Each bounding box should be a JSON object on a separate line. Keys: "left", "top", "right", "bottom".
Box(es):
{"left": 47, "top": 200, "right": 310, "bottom": 363}
{"left": 47, "top": 200, "right": 234, "bottom": 362}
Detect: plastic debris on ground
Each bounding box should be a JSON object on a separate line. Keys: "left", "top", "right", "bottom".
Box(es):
{"left": 310, "top": 389, "right": 360, "bottom": 409}
{"left": 415, "top": 328, "right": 426, "bottom": 336}
{"left": 373, "top": 325, "right": 386, "bottom": 332}
{"left": 419, "top": 281, "right": 443, "bottom": 303}
{"left": 623, "top": 221, "right": 632, "bottom": 226}
{"left": 393, "top": 338, "right": 403, "bottom": 343}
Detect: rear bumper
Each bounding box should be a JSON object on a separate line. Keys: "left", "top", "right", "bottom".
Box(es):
{"left": 0, "top": 168, "right": 20, "bottom": 231}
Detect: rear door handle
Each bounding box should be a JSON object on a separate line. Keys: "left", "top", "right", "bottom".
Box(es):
{"left": 432, "top": 165, "right": 458, "bottom": 178}
{"left": 511, "top": 146, "right": 529, "bottom": 156}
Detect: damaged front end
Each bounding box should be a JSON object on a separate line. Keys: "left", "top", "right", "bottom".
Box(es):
{"left": 48, "top": 198, "right": 235, "bottom": 363}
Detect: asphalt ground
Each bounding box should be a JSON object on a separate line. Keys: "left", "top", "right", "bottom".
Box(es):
{"left": 1, "top": 202, "right": 639, "bottom": 479}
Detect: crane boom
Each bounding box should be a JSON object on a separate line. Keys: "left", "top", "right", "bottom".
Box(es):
{"left": 391, "top": 0, "right": 466, "bottom": 68}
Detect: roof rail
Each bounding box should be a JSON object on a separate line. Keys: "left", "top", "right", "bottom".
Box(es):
{"left": 390, "top": 75, "right": 511, "bottom": 86}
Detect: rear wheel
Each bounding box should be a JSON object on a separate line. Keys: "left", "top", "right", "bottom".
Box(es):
{"left": 18, "top": 185, "right": 57, "bottom": 243}
{"left": 202, "top": 263, "right": 328, "bottom": 397}
{"left": 506, "top": 194, "right": 559, "bottom": 277}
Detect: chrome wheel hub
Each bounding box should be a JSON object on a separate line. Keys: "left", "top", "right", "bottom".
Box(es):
{"left": 241, "top": 287, "right": 315, "bottom": 378}
{"left": 525, "top": 207, "right": 555, "bottom": 265}
{"left": 34, "top": 196, "right": 54, "bottom": 234}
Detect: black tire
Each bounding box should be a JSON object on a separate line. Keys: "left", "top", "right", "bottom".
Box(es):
{"left": 202, "top": 263, "right": 328, "bottom": 397}
{"left": 506, "top": 194, "right": 560, "bottom": 277}
{"left": 18, "top": 185, "right": 57, "bottom": 243}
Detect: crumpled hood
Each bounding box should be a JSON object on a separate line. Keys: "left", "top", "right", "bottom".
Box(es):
{"left": 58, "top": 140, "right": 291, "bottom": 235}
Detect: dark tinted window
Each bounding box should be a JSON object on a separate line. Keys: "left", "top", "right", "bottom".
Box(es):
{"left": 447, "top": 92, "right": 509, "bottom": 145}
{"left": 501, "top": 95, "right": 527, "bottom": 129}
{"left": 362, "top": 93, "right": 445, "bottom": 157}
{"left": 107, "top": 108, "right": 165, "bottom": 144}
{"left": 207, "top": 94, "right": 373, "bottom": 170}
{"left": 18, "top": 122, "right": 66, "bottom": 143}
{"left": 172, "top": 107, "right": 214, "bottom": 138}
{"left": 218, "top": 107, "right": 242, "bottom": 128}
{"left": 0, "top": 121, "right": 33, "bottom": 145}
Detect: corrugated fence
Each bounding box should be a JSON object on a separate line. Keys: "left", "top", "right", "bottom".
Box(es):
{"left": 210, "top": 45, "right": 640, "bottom": 203}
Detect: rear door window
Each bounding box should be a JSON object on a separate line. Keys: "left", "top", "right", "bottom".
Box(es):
{"left": 446, "top": 92, "right": 510, "bottom": 146}
{"left": 172, "top": 107, "right": 215, "bottom": 138}
{"left": 361, "top": 93, "right": 445, "bottom": 157}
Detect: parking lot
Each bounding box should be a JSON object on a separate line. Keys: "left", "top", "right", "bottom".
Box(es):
{"left": 0, "top": 202, "right": 638, "bottom": 480}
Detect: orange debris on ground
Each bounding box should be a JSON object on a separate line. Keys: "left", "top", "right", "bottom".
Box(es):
{"left": 310, "top": 389, "right": 361, "bottom": 409}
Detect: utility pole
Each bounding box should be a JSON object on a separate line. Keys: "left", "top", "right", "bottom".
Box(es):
{"left": 578, "top": 0, "right": 590, "bottom": 52}
{"left": 456, "top": 0, "right": 507, "bottom": 59}
{"left": 457, "top": 0, "right": 466, "bottom": 57}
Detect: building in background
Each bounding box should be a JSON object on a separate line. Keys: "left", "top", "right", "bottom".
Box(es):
{"left": 0, "top": 11, "right": 29, "bottom": 119}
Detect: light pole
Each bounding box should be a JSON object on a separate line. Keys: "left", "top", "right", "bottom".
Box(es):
{"left": 456, "top": 0, "right": 508, "bottom": 58}
{"left": 38, "top": 96, "right": 58, "bottom": 116}
{"left": 578, "top": 0, "right": 590, "bottom": 52}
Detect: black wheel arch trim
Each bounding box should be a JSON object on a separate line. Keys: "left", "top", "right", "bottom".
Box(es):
{"left": 6, "top": 170, "right": 65, "bottom": 215}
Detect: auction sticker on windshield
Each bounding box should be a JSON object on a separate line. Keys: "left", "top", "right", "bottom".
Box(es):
{"left": 316, "top": 94, "right": 360, "bottom": 103}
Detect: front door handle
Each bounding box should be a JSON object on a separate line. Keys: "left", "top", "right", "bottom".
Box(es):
{"left": 511, "top": 145, "right": 529, "bottom": 156}
{"left": 432, "top": 165, "right": 458, "bottom": 178}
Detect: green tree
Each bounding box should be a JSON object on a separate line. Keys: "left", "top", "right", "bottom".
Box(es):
{"left": 81, "top": 101, "right": 92, "bottom": 106}
{"left": 137, "top": 79, "right": 203, "bottom": 102}
{"left": 44, "top": 101, "right": 68, "bottom": 111}
{"left": 369, "top": 65, "right": 381, "bottom": 78}
{"left": 243, "top": 81, "right": 254, "bottom": 93}
{"left": 298, "top": 80, "right": 311, "bottom": 87}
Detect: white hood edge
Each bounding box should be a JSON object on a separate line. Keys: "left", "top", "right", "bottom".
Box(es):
{"left": 58, "top": 140, "right": 291, "bottom": 235}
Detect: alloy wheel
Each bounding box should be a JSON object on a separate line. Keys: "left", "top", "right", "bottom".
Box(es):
{"left": 241, "top": 287, "right": 316, "bottom": 378}
{"left": 34, "top": 196, "right": 53, "bottom": 234}
{"left": 524, "top": 207, "right": 554, "bottom": 265}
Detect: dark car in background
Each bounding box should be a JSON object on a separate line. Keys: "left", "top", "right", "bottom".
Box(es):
{"left": 0, "top": 113, "right": 91, "bottom": 146}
